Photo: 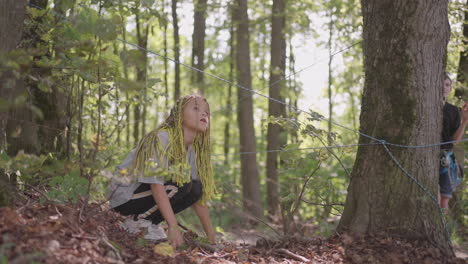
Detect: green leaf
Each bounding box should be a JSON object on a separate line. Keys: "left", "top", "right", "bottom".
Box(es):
{"left": 141, "top": 0, "right": 155, "bottom": 7}
{"left": 96, "top": 17, "right": 117, "bottom": 41}
{"left": 120, "top": 50, "right": 145, "bottom": 66}
{"left": 147, "top": 78, "right": 161, "bottom": 87}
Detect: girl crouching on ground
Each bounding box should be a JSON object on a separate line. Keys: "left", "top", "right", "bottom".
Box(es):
{"left": 109, "top": 94, "right": 216, "bottom": 248}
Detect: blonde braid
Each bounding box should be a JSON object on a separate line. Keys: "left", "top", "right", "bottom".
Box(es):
{"left": 131, "top": 94, "right": 216, "bottom": 203}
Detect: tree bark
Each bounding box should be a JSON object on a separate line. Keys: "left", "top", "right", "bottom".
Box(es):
{"left": 172, "top": 0, "right": 181, "bottom": 101}
{"left": 118, "top": 1, "right": 131, "bottom": 148}
{"left": 266, "top": 0, "right": 287, "bottom": 217}
{"left": 191, "top": 0, "right": 207, "bottom": 94}
{"left": 0, "top": 0, "right": 26, "bottom": 152}
{"left": 338, "top": 0, "right": 452, "bottom": 255}
{"left": 0, "top": 0, "right": 27, "bottom": 207}
{"left": 5, "top": 0, "right": 50, "bottom": 156}
{"left": 288, "top": 35, "right": 299, "bottom": 144}
{"left": 162, "top": 0, "right": 169, "bottom": 110}
{"left": 234, "top": 0, "right": 263, "bottom": 220}
{"left": 135, "top": 11, "right": 149, "bottom": 143}
{"left": 224, "top": 4, "right": 235, "bottom": 166}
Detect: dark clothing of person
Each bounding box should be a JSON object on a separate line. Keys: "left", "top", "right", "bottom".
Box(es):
{"left": 441, "top": 103, "right": 460, "bottom": 149}
{"left": 439, "top": 102, "right": 462, "bottom": 198}
{"left": 439, "top": 151, "right": 459, "bottom": 198}
{"left": 114, "top": 180, "right": 203, "bottom": 225}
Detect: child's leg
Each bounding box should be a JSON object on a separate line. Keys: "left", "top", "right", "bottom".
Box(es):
{"left": 113, "top": 180, "right": 203, "bottom": 224}
{"left": 113, "top": 183, "right": 161, "bottom": 218}
{"left": 147, "top": 180, "right": 203, "bottom": 225}
{"left": 439, "top": 164, "right": 453, "bottom": 209}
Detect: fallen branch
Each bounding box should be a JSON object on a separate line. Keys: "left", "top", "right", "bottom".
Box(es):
{"left": 190, "top": 239, "right": 218, "bottom": 253}
{"left": 276, "top": 248, "right": 310, "bottom": 262}
{"left": 98, "top": 226, "right": 122, "bottom": 261}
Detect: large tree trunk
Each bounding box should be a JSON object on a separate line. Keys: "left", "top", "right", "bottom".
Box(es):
{"left": 338, "top": 0, "right": 452, "bottom": 255}
{"left": 234, "top": 0, "right": 263, "bottom": 220}
{"left": 0, "top": 0, "right": 26, "bottom": 151}
{"left": 266, "top": 0, "right": 287, "bottom": 218}
{"left": 5, "top": 0, "right": 50, "bottom": 156}
{"left": 0, "top": 0, "right": 27, "bottom": 207}
{"left": 172, "top": 0, "right": 181, "bottom": 101}
{"left": 191, "top": 0, "right": 207, "bottom": 94}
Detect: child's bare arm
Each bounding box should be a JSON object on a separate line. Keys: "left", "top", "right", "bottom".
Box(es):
{"left": 453, "top": 102, "right": 468, "bottom": 143}
{"left": 150, "top": 184, "right": 183, "bottom": 247}
{"left": 192, "top": 201, "right": 216, "bottom": 244}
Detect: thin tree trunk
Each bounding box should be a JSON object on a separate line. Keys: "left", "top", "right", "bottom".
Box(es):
{"left": 118, "top": 1, "right": 131, "bottom": 148}
{"left": 172, "top": 0, "right": 181, "bottom": 101}
{"left": 191, "top": 0, "right": 207, "bottom": 94}
{"left": 134, "top": 11, "right": 149, "bottom": 144}
{"left": 113, "top": 42, "right": 121, "bottom": 146}
{"left": 327, "top": 9, "right": 334, "bottom": 145}
{"left": 136, "top": 12, "right": 149, "bottom": 138}
{"left": 161, "top": 0, "right": 169, "bottom": 110}
{"left": 288, "top": 35, "right": 299, "bottom": 144}
{"left": 224, "top": 5, "right": 235, "bottom": 166}
{"left": 338, "top": 0, "right": 452, "bottom": 255}
{"left": 65, "top": 74, "right": 75, "bottom": 159}
{"left": 266, "top": 0, "right": 287, "bottom": 218}
{"left": 78, "top": 78, "right": 85, "bottom": 176}
{"left": 93, "top": 38, "right": 103, "bottom": 161}
{"left": 322, "top": 7, "right": 334, "bottom": 221}
{"left": 234, "top": 0, "right": 263, "bottom": 220}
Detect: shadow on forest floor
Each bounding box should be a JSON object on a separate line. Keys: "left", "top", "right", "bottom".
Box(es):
{"left": 1, "top": 196, "right": 467, "bottom": 263}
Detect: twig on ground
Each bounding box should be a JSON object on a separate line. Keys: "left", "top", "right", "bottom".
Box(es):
{"left": 276, "top": 248, "right": 310, "bottom": 262}
{"left": 98, "top": 226, "right": 122, "bottom": 261}
{"left": 190, "top": 239, "right": 218, "bottom": 253}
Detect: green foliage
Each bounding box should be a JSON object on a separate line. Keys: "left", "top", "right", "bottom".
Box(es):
{"left": 0, "top": 151, "right": 90, "bottom": 204}
{"left": 46, "top": 170, "right": 88, "bottom": 203}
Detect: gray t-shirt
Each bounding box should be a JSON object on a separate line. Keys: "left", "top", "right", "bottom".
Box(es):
{"left": 109, "top": 130, "right": 199, "bottom": 208}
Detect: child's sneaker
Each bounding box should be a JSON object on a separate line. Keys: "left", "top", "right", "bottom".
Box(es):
{"left": 144, "top": 224, "right": 167, "bottom": 241}
{"left": 120, "top": 218, "right": 151, "bottom": 234}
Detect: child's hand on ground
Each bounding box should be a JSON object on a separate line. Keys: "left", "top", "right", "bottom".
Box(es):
{"left": 168, "top": 225, "right": 184, "bottom": 249}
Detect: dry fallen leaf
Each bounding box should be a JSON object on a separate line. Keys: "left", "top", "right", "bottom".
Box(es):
{"left": 153, "top": 242, "right": 174, "bottom": 257}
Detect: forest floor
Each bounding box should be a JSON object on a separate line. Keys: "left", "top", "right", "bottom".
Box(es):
{"left": 1, "top": 195, "right": 467, "bottom": 264}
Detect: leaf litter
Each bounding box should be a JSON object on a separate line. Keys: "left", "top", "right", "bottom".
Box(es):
{"left": 1, "top": 195, "right": 467, "bottom": 263}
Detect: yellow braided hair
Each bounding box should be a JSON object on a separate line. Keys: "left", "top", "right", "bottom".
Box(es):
{"left": 132, "top": 94, "right": 215, "bottom": 204}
